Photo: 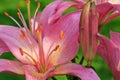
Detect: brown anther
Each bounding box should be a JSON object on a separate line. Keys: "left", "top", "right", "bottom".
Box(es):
{"left": 53, "top": 45, "right": 60, "bottom": 52}
{"left": 19, "top": 48, "right": 38, "bottom": 67}
{"left": 26, "top": 0, "right": 30, "bottom": 4}
{"left": 37, "top": 3, "right": 40, "bottom": 9}
{"left": 19, "top": 48, "right": 24, "bottom": 56}
{"left": 4, "top": 12, "right": 10, "bottom": 17}
{"left": 20, "top": 30, "right": 26, "bottom": 38}
{"left": 17, "top": 12, "right": 21, "bottom": 19}
{"left": 49, "top": 45, "right": 60, "bottom": 56}
{"left": 60, "top": 30, "right": 64, "bottom": 40}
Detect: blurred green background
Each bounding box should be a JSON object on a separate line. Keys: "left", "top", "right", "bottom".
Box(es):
{"left": 0, "top": 0, "right": 120, "bottom": 80}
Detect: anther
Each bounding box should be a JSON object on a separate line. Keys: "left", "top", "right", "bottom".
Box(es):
{"left": 37, "top": 3, "right": 40, "bottom": 9}
{"left": 19, "top": 48, "right": 24, "bottom": 56}
{"left": 60, "top": 30, "right": 64, "bottom": 40}
{"left": 51, "top": 45, "right": 60, "bottom": 54}
{"left": 17, "top": 12, "right": 21, "bottom": 19}
{"left": 26, "top": 0, "right": 30, "bottom": 4}
{"left": 20, "top": 30, "right": 26, "bottom": 38}
{"left": 4, "top": 12, "right": 22, "bottom": 28}
{"left": 48, "top": 45, "right": 60, "bottom": 57}
{"left": 19, "top": 47, "right": 38, "bottom": 66}
{"left": 17, "top": 8, "right": 29, "bottom": 30}
{"left": 4, "top": 12, "right": 10, "bottom": 17}
{"left": 54, "top": 45, "right": 60, "bottom": 51}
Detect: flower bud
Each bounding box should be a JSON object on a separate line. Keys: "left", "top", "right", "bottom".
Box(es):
{"left": 79, "top": 0, "right": 98, "bottom": 66}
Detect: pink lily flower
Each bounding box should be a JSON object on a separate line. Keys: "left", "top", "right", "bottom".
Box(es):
{"left": 97, "top": 31, "right": 120, "bottom": 80}
{"left": 0, "top": 0, "right": 100, "bottom": 80}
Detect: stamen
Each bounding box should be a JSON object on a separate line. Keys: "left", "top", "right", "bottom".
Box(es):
{"left": 20, "top": 30, "right": 37, "bottom": 55}
{"left": 17, "top": 9, "right": 37, "bottom": 54}
{"left": 20, "top": 29, "right": 39, "bottom": 67}
{"left": 53, "top": 45, "right": 60, "bottom": 51}
{"left": 19, "top": 47, "right": 42, "bottom": 72}
{"left": 49, "top": 45, "right": 60, "bottom": 55}
{"left": 19, "top": 48, "right": 38, "bottom": 65}
{"left": 37, "top": 2, "right": 40, "bottom": 8}
{"left": 60, "top": 30, "right": 64, "bottom": 40}
{"left": 4, "top": 12, "right": 9, "bottom": 17}
{"left": 17, "top": 12, "right": 21, "bottom": 19}
{"left": 19, "top": 48, "right": 24, "bottom": 56}
{"left": 17, "top": 9, "right": 28, "bottom": 30}
{"left": 32, "top": 3, "right": 40, "bottom": 34}
{"left": 26, "top": 0, "right": 31, "bottom": 31}
{"left": 4, "top": 12, "right": 22, "bottom": 28}
{"left": 47, "top": 45, "right": 61, "bottom": 62}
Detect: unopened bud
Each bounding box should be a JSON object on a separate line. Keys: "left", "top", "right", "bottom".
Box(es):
{"left": 79, "top": 0, "right": 98, "bottom": 66}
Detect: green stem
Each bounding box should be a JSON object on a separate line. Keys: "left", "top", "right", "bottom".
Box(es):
{"left": 52, "top": 77, "right": 56, "bottom": 80}
{"left": 79, "top": 56, "right": 84, "bottom": 65}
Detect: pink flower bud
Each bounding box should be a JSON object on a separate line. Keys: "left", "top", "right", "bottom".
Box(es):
{"left": 80, "top": 0, "right": 98, "bottom": 66}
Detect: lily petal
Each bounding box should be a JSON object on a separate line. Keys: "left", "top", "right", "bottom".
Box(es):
{"left": 48, "top": 1, "right": 80, "bottom": 24}
{"left": 97, "top": 2, "right": 114, "bottom": 25}
{"left": 113, "top": 4, "right": 120, "bottom": 12}
{"left": 97, "top": 2, "right": 120, "bottom": 28}
{"left": 0, "top": 39, "right": 10, "bottom": 55}
{"left": 101, "top": 12, "right": 120, "bottom": 25}
{"left": 40, "top": 0, "right": 62, "bottom": 32}
{"left": 44, "top": 11, "right": 80, "bottom": 66}
{"left": 97, "top": 34, "right": 120, "bottom": 79}
{"left": 49, "top": 63, "right": 100, "bottom": 80}
{"left": 0, "top": 59, "right": 24, "bottom": 75}
{"left": 110, "top": 31, "right": 120, "bottom": 47}
{"left": 0, "top": 25, "right": 38, "bottom": 64}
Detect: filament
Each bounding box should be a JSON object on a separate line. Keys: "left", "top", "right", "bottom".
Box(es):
{"left": 4, "top": 12, "right": 22, "bottom": 28}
